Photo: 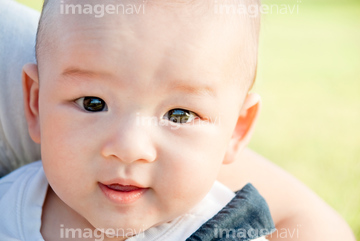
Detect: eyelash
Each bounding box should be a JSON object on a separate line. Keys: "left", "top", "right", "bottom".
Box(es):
{"left": 74, "top": 97, "right": 200, "bottom": 124}
{"left": 163, "top": 108, "right": 199, "bottom": 124}
{"left": 75, "top": 97, "right": 108, "bottom": 112}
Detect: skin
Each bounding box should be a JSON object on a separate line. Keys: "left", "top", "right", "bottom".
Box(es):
{"left": 22, "top": 2, "right": 262, "bottom": 241}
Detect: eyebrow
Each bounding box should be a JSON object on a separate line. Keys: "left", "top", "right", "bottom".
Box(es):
{"left": 61, "top": 67, "right": 216, "bottom": 98}
{"left": 169, "top": 83, "right": 216, "bottom": 98}
{"left": 61, "top": 67, "right": 111, "bottom": 79}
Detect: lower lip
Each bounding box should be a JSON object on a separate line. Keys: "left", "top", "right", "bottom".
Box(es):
{"left": 99, "top": 183, "right": 148, "bottom": 204}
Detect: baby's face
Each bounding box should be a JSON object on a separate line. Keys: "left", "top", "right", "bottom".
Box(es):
{"left": 37, "top": 2, "right": 248, "bottom": 236}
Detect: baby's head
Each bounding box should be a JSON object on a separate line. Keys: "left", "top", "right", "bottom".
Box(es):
{"left": 23, "top": 0, "right": 261, "bottom": 238}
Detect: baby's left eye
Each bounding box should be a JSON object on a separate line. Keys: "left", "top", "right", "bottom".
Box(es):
{"left": 163, "top": 109, "right": 198, "bottom": 124}
{"left": 75, "top": 97, "right": 108, "bottom": 112}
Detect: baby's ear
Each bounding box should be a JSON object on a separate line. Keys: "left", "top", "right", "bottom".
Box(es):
{"left": 223, "top": 93, "right": 261, "bottom": 164}
{"left": 22, "top": 63, "right": 41, "bottom": 144}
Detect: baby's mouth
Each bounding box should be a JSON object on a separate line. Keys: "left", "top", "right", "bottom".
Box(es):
{"left": 106, "top": 184, "right": 142, "bottom": 192}
{"left": 99, "top": 182, "right": 148, "bottom": 204}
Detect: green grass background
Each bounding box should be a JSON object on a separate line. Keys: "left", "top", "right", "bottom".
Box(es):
{"left": 17, "top": 0, "right": 360, "bottom": 238}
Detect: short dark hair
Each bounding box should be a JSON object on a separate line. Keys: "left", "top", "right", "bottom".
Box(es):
{"left": 35, "top": 0, "right": 50, "bottom": 63}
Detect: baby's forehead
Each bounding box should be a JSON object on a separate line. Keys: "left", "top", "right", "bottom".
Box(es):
{"left": 38, "top": 0, "right": 258, "bottom": 50}
{"left": 37, "top": 0, "right": 260, "bottom": 90}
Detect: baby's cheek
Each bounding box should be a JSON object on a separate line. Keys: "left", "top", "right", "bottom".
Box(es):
{"left": 40, "top": 113, "right": 93, "bottom": 184}
{"left": 158, "top": 157, "right": 216, "bottom": 203}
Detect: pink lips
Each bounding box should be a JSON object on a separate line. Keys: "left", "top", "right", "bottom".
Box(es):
{"left": 99, "top": 183, "right": 148, "bottom": 204}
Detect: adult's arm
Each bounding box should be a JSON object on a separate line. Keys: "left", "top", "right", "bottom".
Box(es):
{"left": 217, "top": 148, "right": 356, "bottom": 241}
{"left": 0, "top": 0, "right": 41, "bottom": 178}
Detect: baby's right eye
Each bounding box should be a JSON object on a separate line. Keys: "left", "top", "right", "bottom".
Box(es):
{"left": 75, "top": 97, "right": 108, "bottom": 112}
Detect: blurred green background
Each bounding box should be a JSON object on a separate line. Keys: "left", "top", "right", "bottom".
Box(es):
{"left": 16, "top": 0, "right": 360, "bottom": 238}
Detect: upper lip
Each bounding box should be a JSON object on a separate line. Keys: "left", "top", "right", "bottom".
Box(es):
{"left": 100, "top": 178, "right": 146, "bottom": 188}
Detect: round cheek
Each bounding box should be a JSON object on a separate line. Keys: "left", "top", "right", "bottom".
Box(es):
{"left": 152, "top": 130, "right": 227, "bottom": 219}
{"left": 40, "top": 106, "right": 98, "bottom": 204}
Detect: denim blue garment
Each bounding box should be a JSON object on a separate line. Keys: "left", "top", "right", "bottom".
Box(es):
{"left": 186, "top": 183, "right": 276, "bottom": 241}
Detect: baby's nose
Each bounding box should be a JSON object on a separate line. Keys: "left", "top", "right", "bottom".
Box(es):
{"left": 100, "top": 118, "right": 157, "bottom": 164}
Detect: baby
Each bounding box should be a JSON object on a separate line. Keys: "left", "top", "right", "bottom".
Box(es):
{"left": 0, "top": 0, "right": 275, "bottom": 240}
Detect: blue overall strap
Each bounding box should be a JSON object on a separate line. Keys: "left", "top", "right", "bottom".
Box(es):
{"left": 186, "top": 183, "right": 276, "bottom": 241}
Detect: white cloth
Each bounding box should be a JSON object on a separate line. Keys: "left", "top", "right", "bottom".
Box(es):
{"left": 0, "top": 161, "right": 237, "bottom": 241}
{"left": 0, "top": 0, "right": 41, "bottom": 177}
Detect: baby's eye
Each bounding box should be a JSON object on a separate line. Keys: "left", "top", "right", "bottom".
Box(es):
{"left": 75, "top": 97, "right": 108, "bottom": 112}
{"left": 163, "top": 109, "right": 197, "bottom": 124}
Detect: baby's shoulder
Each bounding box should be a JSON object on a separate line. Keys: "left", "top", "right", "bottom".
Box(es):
{"left": 0, "top": 161, "right": 47, "bottom": 240}
{"left": 0, "top": 161, "right": 46, "bottom": 207}
{"left": 0, "top": 161, "right": 43, "bottom": 194}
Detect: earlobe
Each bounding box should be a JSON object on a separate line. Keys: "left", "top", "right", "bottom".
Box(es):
{"left": 22, "top": 63, "right": 41, "bottom": 144}
{"left": 223, "top": 93, "right": 261, "bottom": 164}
